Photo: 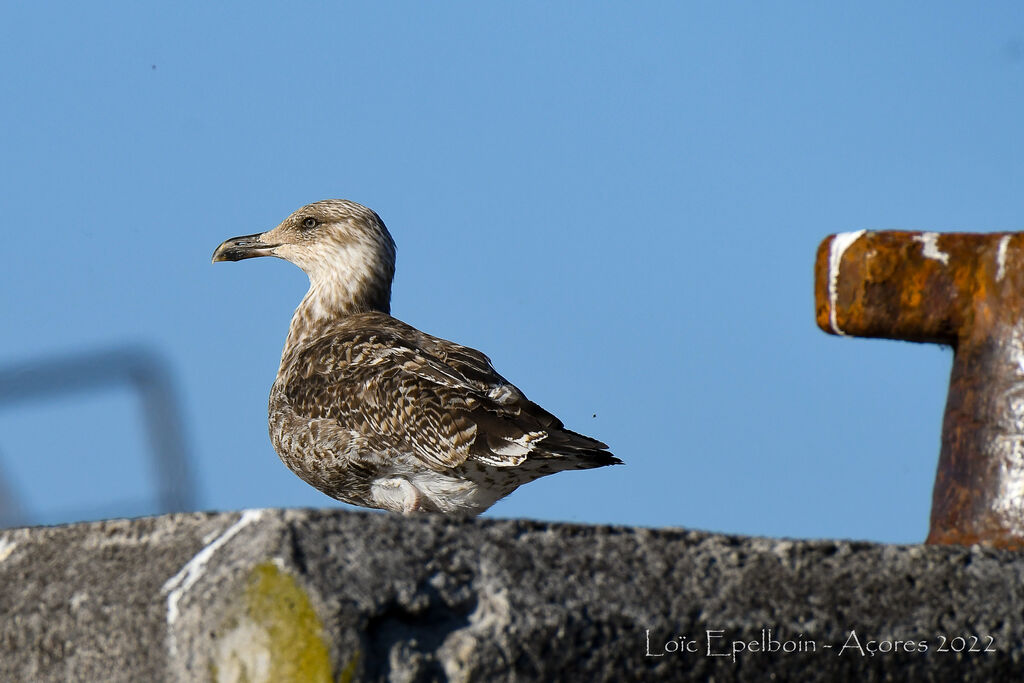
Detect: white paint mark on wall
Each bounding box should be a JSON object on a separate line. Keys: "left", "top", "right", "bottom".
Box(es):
{"left": 997, "top": 235, "right": 1011, "bottom": 282}
{"left": 912, "top": 232, "right": 950, "bottom": 265}
{"left": 0, "top": 537, "right": 16, "bottom": 563}
{"left": 162, "top": 509, "right": 263, "bottom": 659}
{"left": 828, "top": 230, "right": 866, "bottom": 336}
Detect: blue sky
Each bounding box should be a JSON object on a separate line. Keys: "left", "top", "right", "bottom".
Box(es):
{"left": 1, "top": 3, "right": 1022, "bottom": 543}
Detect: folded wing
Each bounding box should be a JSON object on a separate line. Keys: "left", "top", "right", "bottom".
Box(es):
{"left": 280, "top": 315, "right": 616, "bottom": 472}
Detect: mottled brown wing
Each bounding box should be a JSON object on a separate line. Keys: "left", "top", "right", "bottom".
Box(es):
{"left": 281, "top": 327, "right": 547, "bottom": 471}
{"left": 418, "top": 336, "right": 611, "bottom": 454}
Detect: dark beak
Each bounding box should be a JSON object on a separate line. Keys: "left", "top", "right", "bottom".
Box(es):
{"left": 211, "top": 233, "right": 278, "bottom": 263}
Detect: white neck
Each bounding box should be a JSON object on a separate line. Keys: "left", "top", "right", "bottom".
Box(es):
{"left": 280, "top": 252, "right": 393, "bottom": 356}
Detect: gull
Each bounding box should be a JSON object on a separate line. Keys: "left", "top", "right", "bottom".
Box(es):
{"left": 212, "top": 199, "right": 620, "bottom": 515}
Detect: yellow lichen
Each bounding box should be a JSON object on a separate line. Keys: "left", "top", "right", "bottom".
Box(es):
{"left": 214, "top": 562, "right": 358, "bottom": 683}
{"left": 337, "top": 651, "right": 360, "bottom": 683}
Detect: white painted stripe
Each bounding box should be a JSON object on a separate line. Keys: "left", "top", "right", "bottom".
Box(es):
{"left": 0, "top": 537, "right": 15, "bottom": 563}
{"left": 997, "top": 235, "right": 1011, "bottom": 282}
{"left": 162, "top": 510, "right": 263, "bottom": 658}
{"left": 828, "top": 230, "right": 866, "bottom": 336}
{"left": 912, "top": 232, "right": 950, "bottom": 265}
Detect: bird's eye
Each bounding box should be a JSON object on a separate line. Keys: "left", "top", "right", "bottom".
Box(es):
{"left": 301, "top": 217, "right": 318, "bottom": 229}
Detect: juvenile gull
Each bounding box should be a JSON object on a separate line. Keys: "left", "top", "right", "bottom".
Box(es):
{"left": 212, "top": 199, "right": 620, "bottom": 515}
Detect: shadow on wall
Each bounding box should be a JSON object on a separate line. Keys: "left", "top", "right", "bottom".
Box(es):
{"left": 0, "top": 347, "right": 197, "bottom": 528}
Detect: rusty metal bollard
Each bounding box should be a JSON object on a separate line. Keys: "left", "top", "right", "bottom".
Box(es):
{"left": 815, "top": 230, "right": 1024, "bottom": 549}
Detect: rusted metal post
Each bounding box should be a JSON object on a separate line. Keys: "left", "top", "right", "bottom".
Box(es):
{"left": 815, "top": 230, "right": 1024, "bottom": 549}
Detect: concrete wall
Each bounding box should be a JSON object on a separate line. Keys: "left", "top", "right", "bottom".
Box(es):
{"left": 1, "top": 509, "right": 1022, "bottom": 681}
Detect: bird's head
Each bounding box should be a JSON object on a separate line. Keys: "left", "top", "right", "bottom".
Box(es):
{"left": 213, "top": 199, "right": 396, "bottom": 314}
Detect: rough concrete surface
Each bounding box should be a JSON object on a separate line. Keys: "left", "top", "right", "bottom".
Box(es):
{"left": 0, "top": 509, "right": 1022, "bottom": 681}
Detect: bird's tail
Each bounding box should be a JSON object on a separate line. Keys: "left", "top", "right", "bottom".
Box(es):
{"left": 542, "top": 427, "right": 622, "bottom": 468}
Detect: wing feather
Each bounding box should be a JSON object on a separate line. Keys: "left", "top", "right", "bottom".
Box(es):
{"left": 281, "top": 315, "right": 573, "bottom": 471}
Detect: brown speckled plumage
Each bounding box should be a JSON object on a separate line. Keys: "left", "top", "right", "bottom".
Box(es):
{"left": 213, "top": 199, "right": 620, "bottom": 515}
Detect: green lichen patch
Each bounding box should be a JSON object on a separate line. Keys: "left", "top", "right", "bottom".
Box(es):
{"left": 214, "top": 562, "right": 344, "bottom": 683}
